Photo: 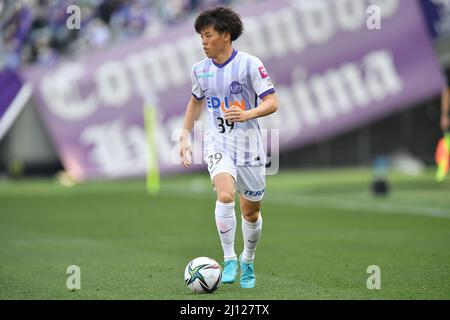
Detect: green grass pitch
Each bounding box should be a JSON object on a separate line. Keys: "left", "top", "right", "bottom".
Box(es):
{"left": 0, "top": 168, "right": 449, "bottom": 299}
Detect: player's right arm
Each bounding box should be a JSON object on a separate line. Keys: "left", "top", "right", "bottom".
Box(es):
{"left": 179, "top": 95, "right": 204, "bottom": 167}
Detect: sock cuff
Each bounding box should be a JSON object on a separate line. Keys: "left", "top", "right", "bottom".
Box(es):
{"left": 215, "top": 201, "right": 235, "bottom": 218}
{"left": 242, "top": 213, "right": 262, "bottom": 229}
{"left": 216, "top": 200, "right": 235, "bottom": 207}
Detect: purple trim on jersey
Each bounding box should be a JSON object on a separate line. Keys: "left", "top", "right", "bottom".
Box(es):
{"left": 233, "top": 137, "right": 238, "bottom": 165}
{"left": 241, "top": 85, "right": 251, "bottom": 111}
{"left": 212, "top": 49, "right": 238, "bottom": 68}
{"left": 192, "top": 92, "right": 204, "bottom": 100}
{"left": 241, "top": 58, "right": 252, "bottom": 111}
{"left": 244, "top": 136, "right": 250, "bottom": 166}
{"left": 230, "top": 53, "right": 243, "bottom": 136}
{"left": 258, "top": 88, "right": 275, "bottom": 99}
{"left": 231, "top": 54, "right": 241, "bottom": 92}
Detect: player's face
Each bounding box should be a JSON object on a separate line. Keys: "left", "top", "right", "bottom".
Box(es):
{"left": 200, "top": 25, "right": 229, "bottom": 59}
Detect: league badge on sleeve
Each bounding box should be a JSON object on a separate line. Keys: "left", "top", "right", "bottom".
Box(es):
{"left": 258, "top": 65, "right": 268, "bottom": 78}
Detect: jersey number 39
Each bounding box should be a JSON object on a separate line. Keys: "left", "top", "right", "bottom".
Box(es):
{"left": 208, "top": 152, "right": 223, "bottom": 170}
{"left": 217, "top": 117, "right": 234, "bottom": 133}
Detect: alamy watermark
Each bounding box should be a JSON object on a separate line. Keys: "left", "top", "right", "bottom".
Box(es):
{"left": 66, "top": 265, "right": 81, "bottom": 291}
{"left": 66, "top": 5, "right": 81, "bottom": 30}
{"left": 367, "top": 5, "right": 381, "bottom": 30}
{"left": 366, "top": 265, "right": 381, "bottom": 289}
{"left": 176, "top": 121, "right": 280, "bottom": 175}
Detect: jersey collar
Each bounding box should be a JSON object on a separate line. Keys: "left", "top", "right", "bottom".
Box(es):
{"left": 212, "top": 49, "right": 238, "bottom": 68}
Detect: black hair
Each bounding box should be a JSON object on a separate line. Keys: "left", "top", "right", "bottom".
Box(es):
{"left": 194, "top": 6, "right": 243, "bottom": 42}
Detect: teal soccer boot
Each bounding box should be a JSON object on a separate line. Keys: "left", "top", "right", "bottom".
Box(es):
{"left": 239, "top": 255, "right": 256, "bottom": 288}
{"left": 222, "top": 259, "right": 238, "bottom": 284}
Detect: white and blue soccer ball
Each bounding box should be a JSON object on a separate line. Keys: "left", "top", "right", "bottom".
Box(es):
{"left": 184, "top": 257, "right": 222, "bottom": 293}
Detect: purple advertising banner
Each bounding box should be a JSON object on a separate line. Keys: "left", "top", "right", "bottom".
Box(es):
{"left": 0, "top": 69, "right": 29, "bottom": 141}
{"left": 0, "top": 70, "right": 21, "bottom": 119}
{"left": 22, "top": 0, "right": 445, "bottom": 180}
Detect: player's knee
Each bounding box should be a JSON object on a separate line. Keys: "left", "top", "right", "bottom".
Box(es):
{"left": 217, "top": 191, "right": 234, "bottom": 203}
{"left": 242, "top": 210, "right": 259, "bottom": 223}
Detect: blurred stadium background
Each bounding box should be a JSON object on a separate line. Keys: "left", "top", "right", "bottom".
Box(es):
{"left": 0, "top": 0, "right": 450, "bottom": 299}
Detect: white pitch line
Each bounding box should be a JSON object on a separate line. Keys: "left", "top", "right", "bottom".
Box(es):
{"left": 163, "top": 184, "right": 450, "bottom": 220}
{"left": 264, "top": 194, "right": 450, "bottom": 219}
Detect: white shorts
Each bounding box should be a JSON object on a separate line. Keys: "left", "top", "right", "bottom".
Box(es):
{"left": 204, "top": 150, "right": 266, "bottom": 202}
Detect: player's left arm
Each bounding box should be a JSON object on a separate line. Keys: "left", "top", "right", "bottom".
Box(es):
{"left": 224, "top": 93, "right": 278, "bottom": 122}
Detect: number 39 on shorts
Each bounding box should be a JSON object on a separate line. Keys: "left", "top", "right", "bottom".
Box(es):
{"left": 208, "top": 152, "right": 223, "bottom": 170}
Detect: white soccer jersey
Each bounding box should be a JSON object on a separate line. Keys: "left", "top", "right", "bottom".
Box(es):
{"left": 191, "top": 49, "right": 275, "bottom": 166}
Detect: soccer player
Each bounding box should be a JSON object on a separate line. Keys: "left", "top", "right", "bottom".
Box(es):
{"left": 179, "top": 7, "right": 278, "bottom": 289}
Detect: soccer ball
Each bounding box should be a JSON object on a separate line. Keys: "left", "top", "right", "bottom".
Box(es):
{"left": 184, "top": 257, "right": 222, "bottom": 293}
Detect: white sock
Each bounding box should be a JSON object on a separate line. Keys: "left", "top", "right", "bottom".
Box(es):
{"left": 241, "top": 213, "right": 262, "bottom": 263}
{"left": 215, "top": 201, "right": 237, "bottom": 260}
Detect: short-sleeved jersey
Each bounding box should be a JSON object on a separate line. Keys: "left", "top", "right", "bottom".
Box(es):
{"left": 191, "top": 49, "right": 275, "bottom": 166}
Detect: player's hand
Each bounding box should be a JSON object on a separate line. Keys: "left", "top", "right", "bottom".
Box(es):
{"left": 179, "top": 137, "right": 192, "bottom": 167}
{"left": 441, "top": 115, "right": 449, "bottom": 131}
{"left": 224, "top": 106, "right": 250, "bottom": 122}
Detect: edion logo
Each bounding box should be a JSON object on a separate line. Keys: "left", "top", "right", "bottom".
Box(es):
{"left": 207, "top": 96, "right": 246, "bottom": 112}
